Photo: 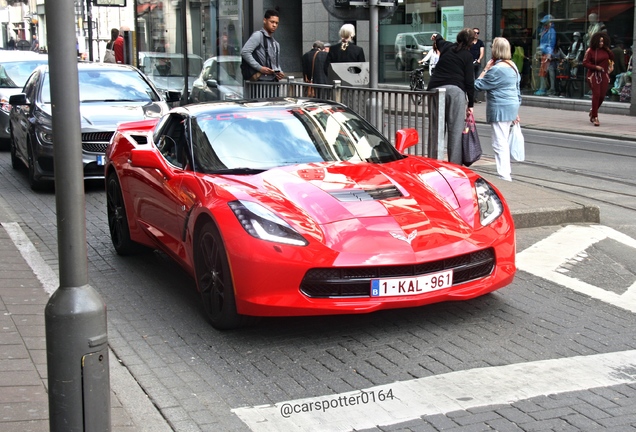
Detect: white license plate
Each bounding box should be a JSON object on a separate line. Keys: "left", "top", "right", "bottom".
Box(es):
{"left": 96, "top": 155, "right": 105, "bottom": 166}
{"left": 371, "top": 270, "right": 453, "bottom": 297}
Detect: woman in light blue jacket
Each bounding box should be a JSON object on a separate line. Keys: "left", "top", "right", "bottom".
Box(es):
{"left": 474, "top": 37, "right": 521, "bottom": 181}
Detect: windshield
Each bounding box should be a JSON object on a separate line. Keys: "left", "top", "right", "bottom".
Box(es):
{"left": 41, "top": 69, "right": 161, "bottom": 103}
{"left": 142, "top": 55, "right": 203, "bottom": 78}
{"left": 0, "top": 60, "right": 48, "bottom": 88}
{"left": 209, "top": 59, "right": 241, "bottom": 87}
{"left": 191, "top": 103, "right": 402, "bottom": 173}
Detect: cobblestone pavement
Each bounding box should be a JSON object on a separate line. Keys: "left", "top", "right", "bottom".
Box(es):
{"left": 1, "top": 144, "right": 636, "bottom": 431}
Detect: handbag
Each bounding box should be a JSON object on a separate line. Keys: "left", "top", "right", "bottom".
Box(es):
{"left": 103, "top": 49, "right": 116, "bottom": 64}
{"left": 509, "top": 122, "right": 525, "bottom": 161}
{"left": 461, "top": 112, "right": 482, "bottom": 167}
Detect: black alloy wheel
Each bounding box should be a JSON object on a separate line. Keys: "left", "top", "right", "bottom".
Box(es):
{"left": 195, "top": 221, "right": 245, "bottom": 330}
{"left": 106, "top": 172, "right": 144, "bottom": 255}
{"left": 26, "top": 138, "right": 43, "bottom": 190}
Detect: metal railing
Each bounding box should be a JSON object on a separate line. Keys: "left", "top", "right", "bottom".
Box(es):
{"left": 244, "top": 77, "right": 446, "bottom": 160}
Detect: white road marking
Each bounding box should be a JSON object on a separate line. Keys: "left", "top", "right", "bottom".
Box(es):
{"left": 516, "top": 225, "right": 636, "bottom": 313}
{"left": 232, "top": 350, "right": 636, "bottom": 432}
{"left": 1, "top": 221, "right": 173, "bottom": 431}
{"left": 3, "top": 221, "right": 58, "bottom": 295}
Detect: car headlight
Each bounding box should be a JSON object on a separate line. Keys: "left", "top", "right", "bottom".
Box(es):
{"left": 475, "top": 178, "right": 503, "bottom": 226}
{"left": 228, "top": 200, "right": 308, "bottom": 246}
{"left": 36, "top": 129, "right": 54, "bottom": 145}
{"left": 0, "top": 97, "right": 11, "bottom": 114}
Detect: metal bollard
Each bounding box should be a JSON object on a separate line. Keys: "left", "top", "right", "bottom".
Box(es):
{"left": 45, "top": 285, "right": 110, "bottom": 432}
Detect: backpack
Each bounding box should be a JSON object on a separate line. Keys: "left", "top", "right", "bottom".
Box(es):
{"left": 241, "top": 32, "right": 268, "bottom": 81}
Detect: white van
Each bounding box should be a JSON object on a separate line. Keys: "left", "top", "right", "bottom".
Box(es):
{"left": 394, "top": 32, "right": 436, "bottom": 71}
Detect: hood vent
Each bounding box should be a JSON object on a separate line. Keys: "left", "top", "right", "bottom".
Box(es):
{"left": 329, "top": 185, "right": 402, "bottom": 202}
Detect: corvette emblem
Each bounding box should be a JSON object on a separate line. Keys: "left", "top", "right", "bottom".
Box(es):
{"left": 390, "top": 230, "right": 417, "bottom": 244}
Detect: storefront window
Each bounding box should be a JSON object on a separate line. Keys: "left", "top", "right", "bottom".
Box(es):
{"left": 135, "top": 0, "right": 245, "bottom": 102}
{"left": 380, "top": 1, "right": 465, "bottom": 84}
{"left": 499, "top": 0, "right": 634, "bottom": 102}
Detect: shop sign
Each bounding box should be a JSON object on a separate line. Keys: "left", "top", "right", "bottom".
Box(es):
{"left": 219, "top": 0, "right": 239, "bottom": 17}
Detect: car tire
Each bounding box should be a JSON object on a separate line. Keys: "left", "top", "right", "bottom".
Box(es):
{"left": 395, "top": 58, "right": 404, "bottom": 71}
{"left": 26, "top": 139, "right": 44, "bottom": 190}
{"left": 195, "top": 221, "right": 250, "bottom": 330}
{"left": 106, "top": 172, "right": 146, "bottom": 255}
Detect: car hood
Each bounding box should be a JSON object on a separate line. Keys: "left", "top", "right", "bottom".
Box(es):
{"left": 215, "top": 158, "right": 482, "bottom": 254}
{"left": 41, "top": 101, "right": 167, "bottom": 128}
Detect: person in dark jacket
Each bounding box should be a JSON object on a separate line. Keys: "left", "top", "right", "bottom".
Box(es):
{"left": 427, "top": 29, "right": 476, "bottom": 166}
{"left": 303, "top": 41, "right": 328, "bottom": 84}
{"left": 324, "top": 24, "right": 365, "bottom": 78}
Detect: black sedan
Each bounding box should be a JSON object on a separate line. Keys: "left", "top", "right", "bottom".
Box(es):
{"left": 9, "top": 62, "right": 178, "bottom": 189}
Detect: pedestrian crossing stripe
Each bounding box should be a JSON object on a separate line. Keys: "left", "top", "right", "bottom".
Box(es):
{"left": 232, "top": 350, "right": 636, "bottom": 431}
{"left": 516, "top": 225, "right": 636, "bottom": 313}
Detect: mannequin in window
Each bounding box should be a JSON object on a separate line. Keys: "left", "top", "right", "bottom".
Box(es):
{"left": 585, "top": 13, "right": 606, "bottom": 46}
{"left": 567, "top": 32, "right": 585, "bottom": 78}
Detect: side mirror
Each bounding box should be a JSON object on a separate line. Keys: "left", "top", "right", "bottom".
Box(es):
{"left": 9, "top": 93, "right": 27, "bottom": 106}
{"left": 206, "top": 79, "right": 219, "bottom": 89}
{"left": 164, "top": 90, "right": 181, "bottom": 103}
{"left": 395, "top": 128, "right": 419, "bottom": 153}
{"left": 130, "top": 148, "right": 174, "bottom": 181}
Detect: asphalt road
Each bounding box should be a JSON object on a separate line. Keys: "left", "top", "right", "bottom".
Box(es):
{"left": 1, "top": 128, "right": 636, "bottom": 431}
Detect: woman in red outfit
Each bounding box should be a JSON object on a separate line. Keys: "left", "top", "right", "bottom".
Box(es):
{"left": 582, "top": 32, "right": 614, "bottom": 126}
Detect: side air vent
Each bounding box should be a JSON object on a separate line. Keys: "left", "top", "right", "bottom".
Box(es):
{"left": 131, "top": 135, "right": 148, "bottom": 145}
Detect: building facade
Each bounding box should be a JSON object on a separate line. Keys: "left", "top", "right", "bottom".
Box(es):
{"left": 2, "top": 0, "right": 634, "bottom": 113}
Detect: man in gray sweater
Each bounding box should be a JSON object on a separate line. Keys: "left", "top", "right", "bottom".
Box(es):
{"left": 241, "top": 9, "right": 285, "bottom": 82}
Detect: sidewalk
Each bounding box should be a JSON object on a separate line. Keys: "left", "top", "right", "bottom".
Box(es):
{"left": 0, "top": 104, "right": 634, "bottom": 431}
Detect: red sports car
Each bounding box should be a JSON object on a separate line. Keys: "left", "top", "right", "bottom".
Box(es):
{"left": 105, "top": 99, "right": 515, "bottom": 329}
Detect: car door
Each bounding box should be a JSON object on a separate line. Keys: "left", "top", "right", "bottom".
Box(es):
{"left": 10, "top": 69, "right": 40, "bottom": 162}
{"left": 128, "top": 113, "right": 192, "bottom": 260}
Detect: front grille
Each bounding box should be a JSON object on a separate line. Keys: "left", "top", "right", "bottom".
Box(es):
{"left": 82, "top": 131, "right": 114, "bottom": 142}
{"left": 300, "top": 248, "right": 495, "bottom": 298}
{"left": 82, "top": 132, "right": 114, "bottom": 154}
{"left": 83, "top": 142, "right": 109, "bottom": 153}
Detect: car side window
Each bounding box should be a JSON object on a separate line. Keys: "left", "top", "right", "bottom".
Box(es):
{"left": 23, "top": 70, "right": 40, "bottom": 102}
{"left": 156, "top": 114, "right": 190, "bottom": 170}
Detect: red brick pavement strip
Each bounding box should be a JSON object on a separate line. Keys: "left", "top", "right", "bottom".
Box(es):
{"left": 0, "top": 228, "right": 49, "bottom": 431}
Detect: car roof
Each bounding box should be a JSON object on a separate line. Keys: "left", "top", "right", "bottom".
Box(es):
{"left": 32, "top": 61, "right": 143, "bottom": 73}
{"left": 0, "top": 51, "right": 48, "bottom": 63}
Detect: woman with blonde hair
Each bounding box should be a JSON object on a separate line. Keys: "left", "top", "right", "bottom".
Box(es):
{"left": 324, "top": 24, "right": 365, "bottom": 76}
{"left": 474, "top": 37, "right": 521, "bottom": 181}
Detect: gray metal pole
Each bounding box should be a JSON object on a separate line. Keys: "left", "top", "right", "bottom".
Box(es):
{"left": 369, "top": 0, "right": 379, "bottom": 89}
{"left": 44, "top": 0, "right": 111, "bottom": 431}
